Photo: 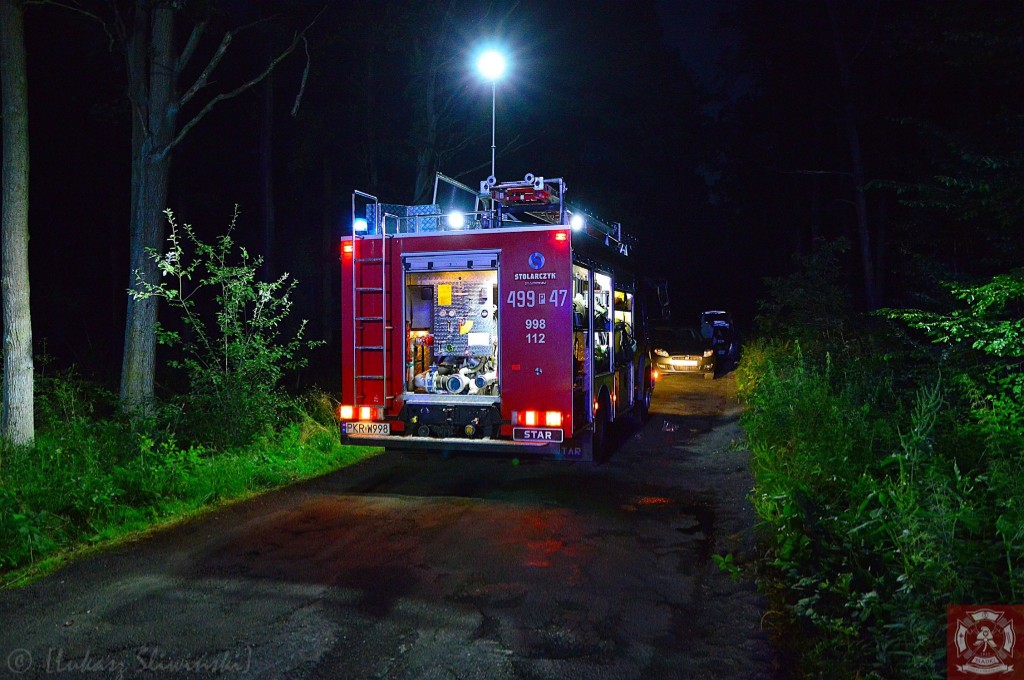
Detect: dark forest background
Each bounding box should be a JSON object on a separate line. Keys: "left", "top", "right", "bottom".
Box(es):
{"left": 14, "top": 0, "right": 1023, "bottom": 394}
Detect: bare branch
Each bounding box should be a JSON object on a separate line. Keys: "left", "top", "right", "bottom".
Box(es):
{"left": 175, "top": 19, "right": 208, "bottom": 75}
{"left": 437, "top": 133, "right": 474, "bottom": 162}
{"left": 178, "top": 29, "right": 232, "bottom": 107}
{"left": 290, "top": 36, "right": 310, "bottom": 117}
{"left": 178, "top": 16, "right": 278, "bottom": 108}
{"left": 772, "top": 168, "right": 854, "bottom": 178}
{"left": 26, "top": 0, "right": 115, "bottom": 49}
{"left": 160, "top": 29, "right": 314, "bottom": 159}
{"left": 453, "top": 134, "right": 538, "bottom": 180}
{"left": 852, "top": 0, "right": 881, "bottom": 63}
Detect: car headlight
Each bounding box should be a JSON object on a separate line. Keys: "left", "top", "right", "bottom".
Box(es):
{"left": 654, "top": 348, "right": 669, "bottom": 357}
{"left": 703, "top": 349, "right": 714, "bottom": 357}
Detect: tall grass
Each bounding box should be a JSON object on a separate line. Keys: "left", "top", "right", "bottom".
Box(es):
{"left": 0, "top": 372, "right": 377, "bottom": 585}
{"left": 739, "top": 339, "right": 1022, "bottom": 678}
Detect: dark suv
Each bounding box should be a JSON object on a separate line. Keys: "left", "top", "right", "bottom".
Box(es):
{"left": 699, "top": 310, "right": 738, "bottom": 361}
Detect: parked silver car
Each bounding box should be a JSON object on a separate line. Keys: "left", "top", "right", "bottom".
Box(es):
{"left": 652, "top": 326, "right": 716, "bottom": 379}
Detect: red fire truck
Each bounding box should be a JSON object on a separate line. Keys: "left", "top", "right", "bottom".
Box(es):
{"left": 338, "top": 173, "right": 667, "bottom": 461}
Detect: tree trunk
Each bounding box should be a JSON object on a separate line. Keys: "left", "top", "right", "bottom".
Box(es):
{"left": 411, "top": 34, "right": 443, "bottom": 205}
{"left": 321, "top": 157, "right": 335, "bottom": 345}
{"left": 120, "top": 1, "right": 176, "bottom": 412}
{"left": 259, "top": 69, "right": 275, "bottom": 279}
{"left": 825, "top": 0, "right": 877, "bottom": 309}
{"left": 361, "top": 53, "right": 378, "bottom": 191}
{"left": 117, "top": 3, "right": 308, "bottom": 412}
{"left": 0, "top": 0, "right": 33, "bottom": 446}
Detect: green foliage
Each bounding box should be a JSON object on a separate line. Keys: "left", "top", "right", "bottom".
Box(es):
{"left": 712, "top": 552, "right": 742, "bottom": 581}
{"left": 0, "top": 249, "right": 375, "bottom": 583}
{"left": 131, "top": 208, "right": 323, "bottom": 447}
{"left": 756, "top": 239, "right": 855, "bottom": 351}
{"left": 34, "top": 356, "right": 117, "bottom": 428}
{"left": 881, "top": 269, "right": 1024, "bottom": 464}
{"left": 880, "top": 269, "right": 1024, "bottom": 357}
{"left": 0, "top": 374, "right": 377, "bottom": 581}
{"left": 741, "top": 331, "right": 1023, "bottom": 678}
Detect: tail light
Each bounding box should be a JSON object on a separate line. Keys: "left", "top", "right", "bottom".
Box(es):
{"left": 340, "top": 405, "right": 379, "bottom": 421}
{"left": 514, "top": 411, "right": 563, "bottom": 427}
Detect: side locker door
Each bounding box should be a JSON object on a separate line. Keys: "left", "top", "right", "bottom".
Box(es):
{"left": 612, "top": 289, "right": 635, "bottom": 412}
{"left": 571, "top": 264, "right": 592, "bottom": 432}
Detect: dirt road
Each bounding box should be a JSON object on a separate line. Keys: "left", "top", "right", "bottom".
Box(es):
{"left": 0, "top": 372, "right": 776, "bottom": 679}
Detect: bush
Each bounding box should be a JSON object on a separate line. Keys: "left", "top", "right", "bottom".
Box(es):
{"left": 131, "top": 208, "right": 321, "bottom": 448}
{"left": 0, "top": 220, "right": 375, "bottom": 582}
{"left": 0, "top": 382, "right": 376, "bottom": 582}
{"left": 742, "top": 328, "right": 1023, "bottom": 677}
{"left": 755, "top": 239, "right": 856, "bottom": 353}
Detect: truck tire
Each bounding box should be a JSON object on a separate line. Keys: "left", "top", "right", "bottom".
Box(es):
{"left": 639, "top": 385, "right": 651, "bottom": 421}
{"left": 638, "top": 363, "right": 652, "bottom": 422}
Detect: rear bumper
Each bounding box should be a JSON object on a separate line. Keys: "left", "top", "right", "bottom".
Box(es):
{"left": 340, "top": 431, "right": 594, "bottom": 461}
{"left": 654, "top": 357, "right": 714, "bottom": 374}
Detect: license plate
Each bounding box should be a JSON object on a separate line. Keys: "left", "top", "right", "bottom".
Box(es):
{"left": 671, "top": 359, "right": 699, "bottom": 367}
{"left": 343, "top": 421, "right": 390, "bottom": 435}
{"left": 513, "top": 427, "right": 564, "bottom": 443}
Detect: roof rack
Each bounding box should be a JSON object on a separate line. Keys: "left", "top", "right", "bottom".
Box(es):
{"left": 352, "top": 171, "right": 633, "bottom": 256}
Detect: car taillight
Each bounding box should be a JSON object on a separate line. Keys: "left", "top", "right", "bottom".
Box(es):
{"left": 523, "top": 410, "right": 538, "bottom": 427}
{"left": 359, "top": 406, "right": 374, "bottom": 421}
{"left": 545, "top": 411, "right": 562, "bottom": 427}
{"left": 339, "top": 405, "right": 354, "bottom": 420}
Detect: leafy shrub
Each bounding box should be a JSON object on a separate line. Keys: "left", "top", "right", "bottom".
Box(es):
{"left": 742, "top": 322, "right": 1024, "bottom": 677}
{"left": 0, "top": 385, "right": 376, "bottom": 581}
{"left": 34, "top": 360, "right": 116, "bottom": 429}
{"left": 756, "top": 239, "right": 856, "bottom": 352}
{"left": 0, "top": 209, "right": 373, "bottom": 584}
{"left": 131, "top": 208, "right": 321, "bottom": 448}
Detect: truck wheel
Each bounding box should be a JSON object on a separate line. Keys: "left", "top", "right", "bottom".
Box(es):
{"left": 639, "top": 386, "right": 651, "bottom": 421}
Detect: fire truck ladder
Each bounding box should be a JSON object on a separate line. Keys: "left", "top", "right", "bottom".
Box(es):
{"left": 351, "top": 190, "right": 394, "bottom": 411}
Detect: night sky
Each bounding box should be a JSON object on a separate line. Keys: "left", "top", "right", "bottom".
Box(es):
{"left": 10, "top": 0, "right": 1022, "bottom": 392}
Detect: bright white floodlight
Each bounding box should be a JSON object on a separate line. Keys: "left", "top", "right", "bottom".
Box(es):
{"left": 448, "top": 211, "right": 466, "bottom": 229}
{"left": 477, "top": 50, "right": 506, "bottom": 81}
{"left": 570, "top": 214, "right": 584, "bottom": 231}
{"left": 476, "top": 49, "right": 508, "bottom": 181}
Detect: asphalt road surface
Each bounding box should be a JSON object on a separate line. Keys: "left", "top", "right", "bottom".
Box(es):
{"left": 0, "top": 372, "right": 777, "bottom": 679}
